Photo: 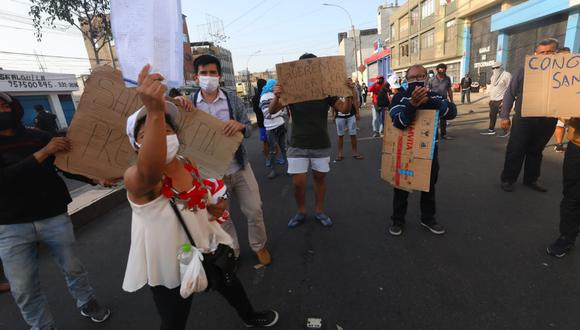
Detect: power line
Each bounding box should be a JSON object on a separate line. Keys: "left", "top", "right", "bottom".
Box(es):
{"left": 224, "top": 0, "right": 268, "bottom": 28}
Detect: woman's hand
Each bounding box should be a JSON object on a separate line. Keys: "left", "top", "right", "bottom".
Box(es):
{"left": 207, "top": 198, "right": 228, "bottom": 221}
{"left": 136, "top": 64, "right": 167, "bottom": 114}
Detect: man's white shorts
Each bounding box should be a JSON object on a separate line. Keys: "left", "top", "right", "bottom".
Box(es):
{"left": 287, "top": 147, "right": 331, "bottom": 174}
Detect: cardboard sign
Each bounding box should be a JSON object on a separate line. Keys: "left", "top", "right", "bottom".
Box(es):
{"left": 522, "top": 54, "right": 580, "bottom": 117}
{"left": 381, "top": 110, "right": 439, "bottom": 192}
{"left": 275, "top": 56, "right": 353, "bottom": 104}
{"left": 56, "top": 66, "right": 242, "bottom": 180}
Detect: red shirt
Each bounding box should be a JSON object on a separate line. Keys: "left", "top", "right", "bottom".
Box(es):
{"left": 368, "top": 83, "right": 383, "bottom": 104}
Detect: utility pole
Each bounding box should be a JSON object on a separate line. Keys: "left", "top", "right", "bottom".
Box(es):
{"left": 323, "top": 3, "right": 359, "bottom": 80}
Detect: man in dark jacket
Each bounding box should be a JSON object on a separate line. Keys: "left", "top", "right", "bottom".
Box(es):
{"left": 33, "top": 104, "right": 59, "bottom": 135}
{"left": 387, "top": 64, "right": 457, "bottom": 236}
{"left": 252, "top": 79, "right": 270, "bottom": 165}
{"left": 499, "top": 38, "right": 559, "bottom": 192}
{"left": 0, "top": 92, "right": 110, "bottom": 329}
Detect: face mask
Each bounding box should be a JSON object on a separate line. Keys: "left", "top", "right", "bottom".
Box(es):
{"left": 0, "top": 112, "right": 14, "bottom": 130}
{"left": 135, "top": 134, "right": 180, "bottom": 164}
{"left": 199, "top": 76, "right": 220, "bottom": 92}
{"left": 165, "top": 134, "right": 179, "bottom": 164}
{"left": 406, "top": 81, "right": 425, "bottom": 94}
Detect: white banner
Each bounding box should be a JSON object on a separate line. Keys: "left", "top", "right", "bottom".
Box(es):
{"left": 110, "top": 0, "right": 184, "bottom": 88}
{"left": 0, "top": 70, "right": 78, "bottom": 92}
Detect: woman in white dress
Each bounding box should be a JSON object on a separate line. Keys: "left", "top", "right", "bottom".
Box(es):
{"left": 122, "top": 65, "right": 278, "bottom": 329}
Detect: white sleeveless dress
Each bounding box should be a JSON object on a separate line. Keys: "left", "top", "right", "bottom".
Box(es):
{"left": 122, "top": 194, "right": 234, "bottom": 292}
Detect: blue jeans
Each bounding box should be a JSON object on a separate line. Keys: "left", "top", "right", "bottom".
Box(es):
{"left": 372, "top": 106, "right": 384, "bottom": 133}
{"left": 0, "top": 213, "right": 94, "bottom": 330}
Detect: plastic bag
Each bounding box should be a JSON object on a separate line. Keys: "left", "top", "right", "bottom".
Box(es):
{"left": 180, "top": 247, "right": 208, "bottom": 298}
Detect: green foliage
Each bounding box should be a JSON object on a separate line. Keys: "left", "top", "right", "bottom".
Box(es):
{"left": 29, "top": 0, "right": 111, "bottom": 63}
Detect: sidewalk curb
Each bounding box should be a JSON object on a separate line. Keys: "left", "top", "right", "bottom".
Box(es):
{"left": 70, "top": 188, "right": 127, "bottom": 229}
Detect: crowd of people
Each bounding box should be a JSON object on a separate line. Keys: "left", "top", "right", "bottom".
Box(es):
{"left": 0, "top": 36, "right": 578, "bottom": 329}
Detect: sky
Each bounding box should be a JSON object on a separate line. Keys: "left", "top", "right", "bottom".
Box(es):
{"left": 0, "top": 0, "right": 397, "bottom": 76}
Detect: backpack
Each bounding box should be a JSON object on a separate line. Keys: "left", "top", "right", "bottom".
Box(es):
{"left": 377, "top": 91, "right": 390, "bottom": 108}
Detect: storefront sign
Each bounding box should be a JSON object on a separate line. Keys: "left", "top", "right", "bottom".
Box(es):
{"left": 478, "top": 46, "right": 491, "bottom": 54}
{"left": 0, "top": 70, "right": 78, "bottom": 92}
{"left": 474, "top": 60, "right": 495, "bottom": 68}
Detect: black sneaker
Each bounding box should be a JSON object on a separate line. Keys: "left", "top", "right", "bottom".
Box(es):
{"left": 554, "top": 144, "right": 565, "bottom": 153}
{"left": 420, "top": 222, "right": 446, "bottom": 235}
{"left": 389, "top": 225, "right": 403, "bottom": 236}
{"left": 547, "top": 237, "right": 574, "bottom": 258}
{"left": 244, "top": 310, "right": 279, "bottom": 328}
{"left": 79, "top": 298, "right": 110, "bottom": 323}
{"left": 480, "top": 129, "right": 496, "bottom": 136}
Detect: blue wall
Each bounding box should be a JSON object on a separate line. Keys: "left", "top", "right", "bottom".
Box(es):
{"left": 13, "top": 95, "right": 52, "bottom": 127}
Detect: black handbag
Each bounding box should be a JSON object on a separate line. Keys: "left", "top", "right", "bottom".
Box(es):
{"left": 169, "top": 199, "right": 237, "bottom": 288}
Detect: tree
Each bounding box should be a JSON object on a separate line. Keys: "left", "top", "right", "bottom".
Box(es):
{"left": 29, "top": 0, "right": 112, "bottom": 66}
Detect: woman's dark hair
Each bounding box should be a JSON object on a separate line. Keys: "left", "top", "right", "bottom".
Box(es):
{"left": 168, "top": 88, "right": 182, "bottom": 98}
{"left": 299, "top": 53, "right": 317, "bottom": 60}
{"left": 256, "top": 79, "right": 267, "bottom": 95}
{"left": 193, "top": 54, "right": 222, "bottom": 75}
{"left": 1, "top": 94, "right": 25, "bottom": 129}
{"left": 133, "top": 114, "right": 178, "bottom": 141}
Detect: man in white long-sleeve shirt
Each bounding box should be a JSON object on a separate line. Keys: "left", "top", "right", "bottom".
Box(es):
{"left": 481, "top": 61, "right": 511, "bottom": 137}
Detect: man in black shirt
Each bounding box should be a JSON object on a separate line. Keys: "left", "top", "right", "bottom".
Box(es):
{"left": 0, "top": 93, "right": 111, "bottom": 329}
{"left": 499, "top": 38, "right": 559, "bottom": 193}
{"left": 460, "top": 74, "right": 472, "bottom": 104}
{"left": 252, "top": 79, "right": 270, "bottom": 165}
{"left": 33, "top": 104, "right": 59, "bottom": 135}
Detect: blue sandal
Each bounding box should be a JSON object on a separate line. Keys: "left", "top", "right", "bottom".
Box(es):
{"left": 288, "top": 213, "right": 306, "bottom": 228}
{"left": 315, "top": 213, "right": 333, "bottom": 227}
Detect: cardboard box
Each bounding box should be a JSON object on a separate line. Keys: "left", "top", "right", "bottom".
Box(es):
{"left": 522, "top": 54, "right": 580, "bottom": 117}
{"left": 381, "top": 110, "right": 439, "bottom": 192}
{"left": 275, "top": 56, "right": 352, "bottom": 105}
{"left": 55, "top": 66, "right": 242, "bottom": 180}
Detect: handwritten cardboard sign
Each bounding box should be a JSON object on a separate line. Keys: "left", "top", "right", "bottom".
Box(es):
{"left": 56, "top": 66, "right": 242, "bottom": 180}
{"left": 275, "top": 56, "right": 352, "bottom": 104}
{"left": 381, "top": 110, "right": 438, "bottom": 192}
{"left": 522, "top": 54, "right": 580, "bottom": 117}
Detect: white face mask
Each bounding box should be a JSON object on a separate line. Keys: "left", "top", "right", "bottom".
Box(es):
{"left": 198, "top": 76, "right": 220, "bottom": 92}
{"left": 135, "top": 134, "right": 179, "bottom": 164}
{"left": 165, "top": 134, "right": 179, "bottom": 164}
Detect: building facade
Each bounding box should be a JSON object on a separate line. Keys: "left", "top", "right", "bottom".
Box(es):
{"left": 0, "top": 69, "right": 79, "bottom": 128}
{"left": 387, "top": 0, "right": 516, "bottom": 85}
{"left": 491, "top": 0, "right": 580, "bottom": 73}
{"left": 338, "top": 28, "right": 378, "bottom": 82}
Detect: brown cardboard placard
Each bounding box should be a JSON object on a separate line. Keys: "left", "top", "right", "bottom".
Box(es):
{"left": 55, "top": 66, "right": 242, "bottom": 180}
{"left": 381, "top": 110, "right": 438, "bottom": 192}
{"left": 522, "top": 54, "right": 580, "bottom": 117}
{"left": 275, "top": 56, "right": 352, "bottom": 104}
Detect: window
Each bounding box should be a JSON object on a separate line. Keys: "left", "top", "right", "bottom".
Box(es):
{"left": 400, "top": 41, "right": 409, "bottom": 57}
{"left": 445, "top": 19, "right": 456, "bottom": 42}
{"left": 410, "top": 36, "right": 419, "bottom": 55}
{"left": 399, "top": 14, "right": 409, "bottom": 36}
{"left": 390, "top": 23, "right": 396, "bottom": 41}
{"left": 421, "top": 29, "right": 435, "bottom": 49}
{"left": 410, "top": 6, "right": 419, "bottom": 27}
{"left": 421, "top": 0, "right": 435, "bottom": 19}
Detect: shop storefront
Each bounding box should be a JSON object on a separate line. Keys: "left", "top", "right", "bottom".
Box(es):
{"left": 0, "top": 69, "right": 79, "bottom": 128}
{"left": 365, "top": 49, "right": 391, "bottom": 86}
{"left": 491, "top": 0, "right": 579, "bottom": 73}
{"left": 468, "top": 5, "right": 501, "bottom": 86}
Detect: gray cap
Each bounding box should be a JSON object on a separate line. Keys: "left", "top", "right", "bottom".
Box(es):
{"left": 492, "top": 61, "right": 502, "bottom": 68}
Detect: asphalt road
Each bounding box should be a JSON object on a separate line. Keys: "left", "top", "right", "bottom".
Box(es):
{"left": 2, "top": 96, "right": 579, "bottom": 330}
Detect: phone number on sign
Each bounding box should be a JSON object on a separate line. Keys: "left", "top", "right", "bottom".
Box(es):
{"left": 6, "top": 80, "right": 78, "bottom": 89}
